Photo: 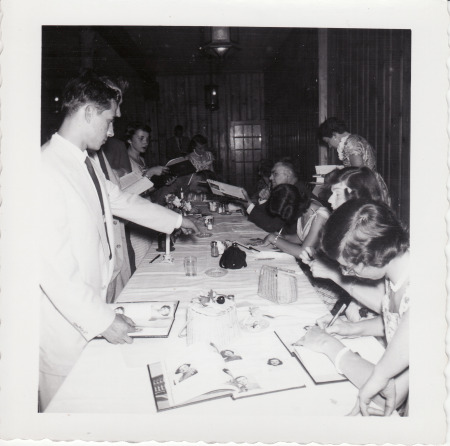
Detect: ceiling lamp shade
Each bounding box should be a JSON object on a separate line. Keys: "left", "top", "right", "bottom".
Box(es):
{"left": 205, "top": 84, "right": 219, "bottom": 111}
{"left": 201, "top": 27, "right": 240, "bottom": 58}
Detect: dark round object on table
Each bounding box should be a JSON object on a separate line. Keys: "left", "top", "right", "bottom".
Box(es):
{"left": 216, "top": 296, "right": 225, "bottom": 304}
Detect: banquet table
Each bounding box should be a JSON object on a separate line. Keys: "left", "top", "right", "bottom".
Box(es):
{"left": 47, "top": 206, "right": 378, "bottom": 421}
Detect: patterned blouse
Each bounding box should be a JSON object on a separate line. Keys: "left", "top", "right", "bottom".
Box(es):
{"left": 337, "top": 134, "right": 391, "bottom": 205}
{"left": 188, "top": 151, "right": 215, "bottom": 172}
{"left": 337, "top": 134, "right": 377, "bottom": 170}
{"left": 382, "top": 276, "right": 409, "bottom": 343}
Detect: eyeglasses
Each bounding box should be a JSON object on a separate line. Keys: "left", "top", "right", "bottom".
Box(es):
{"left": 339, "top": 263, "right": 356, "bottom": 276}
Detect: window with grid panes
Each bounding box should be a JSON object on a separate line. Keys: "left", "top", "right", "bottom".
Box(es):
{"left": 230, "top": 121, "right": 265, "bottom": 192}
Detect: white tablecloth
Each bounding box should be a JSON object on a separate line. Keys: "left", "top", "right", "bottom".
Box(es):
{"left": 47, "top": 208, "right": 365, "bottom": 418}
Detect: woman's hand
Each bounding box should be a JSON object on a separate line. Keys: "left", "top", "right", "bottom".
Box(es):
{"left": 310, "top": 259, "right": 341, "bottom": 283}
{"left": 293, "top": 326, "right": 344, "bottom": 355}
{"left": 316, "top": 314, "right": 360, "bottom": 337}
{"left": 144, "top": 166, "right": 169, "bottom": 177}
{"left": 350, "top": 373, "right": 396, "bottom": 416}
{"left": 261, "top": 233, "right": 277, "bottom": 246}
{"left": 299, "top": 247, "right": 316, "bottom": 265}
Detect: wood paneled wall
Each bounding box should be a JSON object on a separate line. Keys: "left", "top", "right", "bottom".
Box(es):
{"left": 154, "top": 72, "right": 265, "bottom": 190}
{"left": 326, "top": 29, "right": 411, "bottom": 224}
{"left": 264, "top": 29, "right": 319, "bottom": 183}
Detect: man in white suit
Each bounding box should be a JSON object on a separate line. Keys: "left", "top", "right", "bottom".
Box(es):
{"left": 39, "top": 71, "right": 198, "bottom": 411}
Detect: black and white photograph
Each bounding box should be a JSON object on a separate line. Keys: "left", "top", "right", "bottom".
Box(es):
{"left": 0, "top": 0, "right": 448, "bottom": 444}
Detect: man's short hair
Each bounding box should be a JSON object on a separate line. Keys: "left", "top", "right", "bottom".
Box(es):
{"left": 61, "top": 70, "right": 122, "bottom": 117}
{"left": 274, "top": 158, "right": 297, "bottom": 180}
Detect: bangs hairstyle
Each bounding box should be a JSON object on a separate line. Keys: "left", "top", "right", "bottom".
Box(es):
{"left": 125, "top": 121, "right": 151, "bottom": 141}
{"left": 267, "top": 184, "right": 310, "bottom": 224}
{"left": 61, "top": 70, "right": 122, "bottom": 117}
{"left": 321, "top": 199, "right": 409, "bottom": 268}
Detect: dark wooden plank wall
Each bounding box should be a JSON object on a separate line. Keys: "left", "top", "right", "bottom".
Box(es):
{"left": 154, "top": 72, "right": 265, "bottom": 190}
{"left": 264, "top": 29, "right": 319, "bottom": 183}
{"left": 327, "top": 29, "right": 411, "bottom": 224}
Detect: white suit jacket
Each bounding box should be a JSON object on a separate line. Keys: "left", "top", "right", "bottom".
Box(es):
{"left": 40, "top": 134, "right": 181, "bottom": 376}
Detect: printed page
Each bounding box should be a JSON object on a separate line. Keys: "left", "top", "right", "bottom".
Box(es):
{"left": 119, "top": 171, "right": 154, "bottom": 194}
{"left": 207, "top": 179, "right": 247, "bottom": 200}
{"left": 276, "top": 326, "right": 385, "bottom": 384}
{"left": 160, "top": 344, "right": 235, "bottom": 406}
{"left": 109, "top": 301, "right": 178, "bottom": 337}
{"left": 209, "top": 332, "right": 308, "bottom": 398}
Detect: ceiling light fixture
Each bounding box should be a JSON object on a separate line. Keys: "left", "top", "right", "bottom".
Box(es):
{"left": 200, "top": 27, "right": 240, "bottom": 58}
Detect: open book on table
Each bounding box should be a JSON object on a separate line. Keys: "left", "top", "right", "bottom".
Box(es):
{"left": 148, "top": 332, "right": 307, "bottom": 411}
{"left": 275, "top": 326, "right": 385, "bottom": 384}
{"left": 107, "top": 301, "right": 179, "bottom": 338}
{"left": 119, "top": 171, "right": 154, "bottom": 195}
{"left": 207, "top": 179, "right": 247, "bottom": 201}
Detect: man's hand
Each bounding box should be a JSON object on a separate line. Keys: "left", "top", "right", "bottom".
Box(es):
{"left": 258, "top": 187, "right": 270, "bottom": 202}
{"left": 240, "top": 189, "right": 253, "bottom": 207}
{"left": 101, "top": 314, "right": 136, "bottom": 344}
{"left": 180, "top": 217, "right": 200, "bottom": 234}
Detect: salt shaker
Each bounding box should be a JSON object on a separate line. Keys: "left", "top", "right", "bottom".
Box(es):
{"left": 211, "top": 241, "right": 219, "bottom": 257}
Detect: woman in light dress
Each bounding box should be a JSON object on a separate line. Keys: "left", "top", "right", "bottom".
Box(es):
{"left": 298, "top": 199, "right": 409, "bottom": 416}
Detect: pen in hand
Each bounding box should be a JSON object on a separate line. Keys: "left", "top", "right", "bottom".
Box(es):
{"left": 291, "top": 303, "right": 347, "bottom": 346}
{"left": 326, "top": 302, "right": 348, "bottom": 328}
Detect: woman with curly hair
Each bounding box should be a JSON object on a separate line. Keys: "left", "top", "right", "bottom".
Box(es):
{"left": 298, "top": 199, "right": 409, "bottom": 416}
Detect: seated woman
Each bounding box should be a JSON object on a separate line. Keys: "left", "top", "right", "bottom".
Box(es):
{"left": 261, "top": 184, "right": 330, "bottom": 259}
{"left": 327, "top": 166, "right": 388, "bottom": 211}
{"left": 297, "top": 199, "right": 409, "bottom": 416}
{"left": 124, "top": 122, "right": 168, "bottom": 267}
{"left": 187, "top": 134, "right": 215, "bottom": 173}
{"left": 125, "top": 122, "right": 168, "bottom": 181}
{"left": 302, "top": 166, "right": 390, "bottom": 316}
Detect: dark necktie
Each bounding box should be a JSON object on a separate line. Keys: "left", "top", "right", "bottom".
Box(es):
{"left": 97, "top": 151, "right": 136, "bottom": 273}
{"left": 85, "top": 156, "right": 112, "bottom": 259}
{"left": 97, "top": 150, "right": 110, "bottom": 180}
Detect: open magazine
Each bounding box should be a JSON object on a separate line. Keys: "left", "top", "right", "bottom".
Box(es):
{"left": 148, "top": 333, "right": 307, "bottom": 411}
{"left": 275, "top": 326, "right": 385, "bottom": 384}
{"left": 207, "top": 179, "right": 247, "bottom": 200}
{"left": 107, "top": 301, "right": 179, "bottom": 338}
{"left": 119, "top": 171, "right": 154, "bottom": 194}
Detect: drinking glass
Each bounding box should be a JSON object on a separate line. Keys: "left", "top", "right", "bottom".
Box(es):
{"left": 184, "top": 256, "right": 197, "bottom": 276}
